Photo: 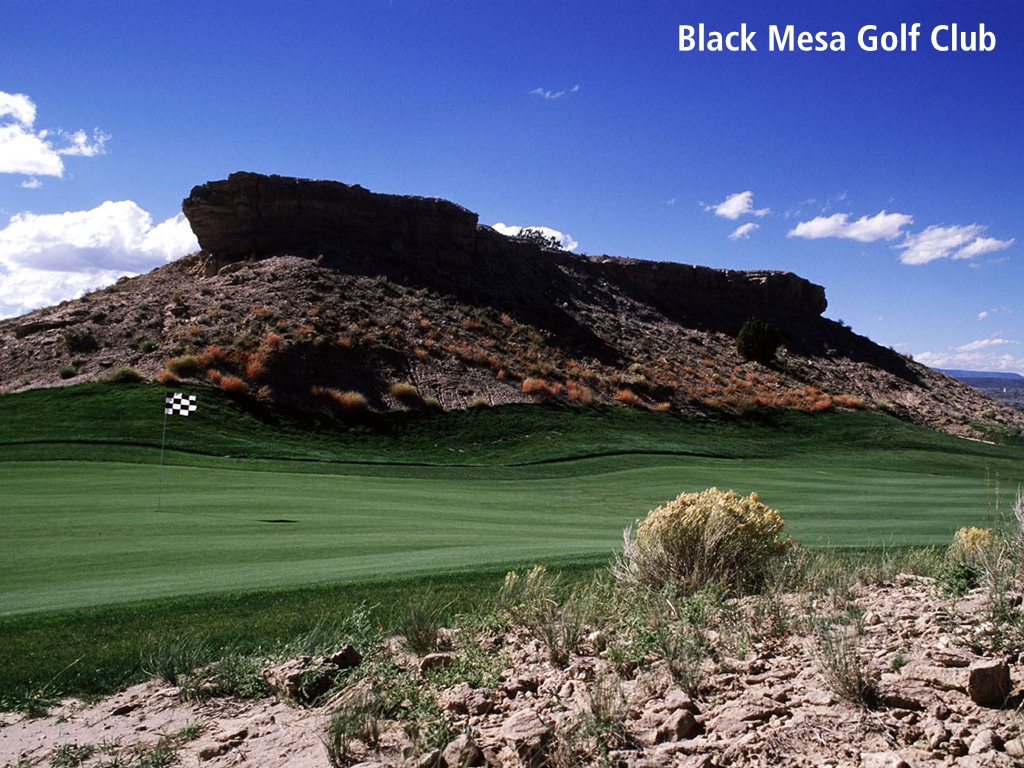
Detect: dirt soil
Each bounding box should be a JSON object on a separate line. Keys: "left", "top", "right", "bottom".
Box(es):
{"left": 5, "top": 575, "right": 1024, "bottom": 768}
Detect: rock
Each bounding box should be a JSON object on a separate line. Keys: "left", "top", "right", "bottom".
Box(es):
{"left": 181, "top": 172, "right": 829, "bottom": 333}
{"left": 876, "top": 680, "right": 941, "bottom": 712}
{"left": 183, "top": 172, "right": 480, "bottom": 264}
{"left": 955, "top": 755, "right": 1018, "bottom": 768}
{"left": 967, "top": 659, "right": 1012, "bottom": 707}
{"left": 415, "top": 751, "right": 443, "bottom": 768}
{"left": 707, "top": 696, "right": 790, "bottom": 738}
{"left": 500, "top": 708, "right": 551, "bottom": 760}
{"left": 803, "top": 689, "right": 839, "bottom": 706}
{"left": 442, "top": 732, "right": 485, "bottom": 767}
{"left": 663, "top": 688, "right": 701, "bottom": 715}
{"left": 901, "top": 662, "right": 968, "bottom": 692}
{"left": 968, "top": 728, "right": 1004, "bottom": 754}
{"left": 419, "top": 652, "right": 455, "bottom": 674}
{"left": 501, "top": 674, "right": 540, "bottom": 699}
{"left": 196, "top": 728, "right": 248, "bottom": 760}
{"left": 923, "top": 718, "right": 950, "bottom": 750}
{"left": 262, "top": 645, "right": 361, "bottom": 703}
{"left": 1004, "top": 736, "right": 1024, "bottom": 758}
{"left": 658, "top": 709, "right": 703, "bottom": 742}
{"left": 440, "top": 682, "right": 495, "bottom": 716}
{"left": 860, "top": 751, "right": 910, "bottom": 768}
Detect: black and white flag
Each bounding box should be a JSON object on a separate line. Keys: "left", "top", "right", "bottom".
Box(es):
{"left": 165, "top": 392, "right": 198, "bottom": 416}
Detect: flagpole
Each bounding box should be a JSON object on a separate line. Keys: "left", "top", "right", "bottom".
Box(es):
{"left": 158, "top": 393, "right": 197, "bottom": 512}
{"left": 157, "top": 404, "right": 170, "bottom": 512}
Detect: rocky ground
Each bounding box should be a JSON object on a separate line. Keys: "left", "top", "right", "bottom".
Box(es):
{"left": 4, "top": 574, "right": 1024, "bottom": 768}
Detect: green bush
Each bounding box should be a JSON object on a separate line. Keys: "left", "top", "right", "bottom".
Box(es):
{"left": 735, "top": 317, "right": 779, "bottom": 364}
{"left": 104, "top": 366, "right": 144, "bottom": 384}
{"left": 62, "top": 326, "right": 99, "bottom": 353}
{"left": 165, "top": 355, "right": 203, "bottom": 377}
{"left": 616, "top": 487, "right": 789, "bottom": 594}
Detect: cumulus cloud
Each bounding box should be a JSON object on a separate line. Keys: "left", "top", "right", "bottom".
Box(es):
{"left": 896, "top": 224, "right": 1014, "bottom": 265}
{"left": 529, "top": 84, "right": 580, "bottom": 100}
{"left": 0, "top": 90, "right": 108, "bottom": 182}
{"left": 0, "top": 201, "right": 198, "bottom": 317}
{"left": 491, "top": 222, "right": 579, "bottom": 251}
{"left": 787, "top": 210, "right": 912, "bottom": 242}
{"left": 704, "top": 191, "right": 769, "bottom": 220}
{"left": 728, "top": 222, "right": 759, "bottom": 240}
{"left": 914, "top": 335, "right": 1023, "bottom": 374}
{"left": 788, "top": 206, "right": 1014, "bottom": 266}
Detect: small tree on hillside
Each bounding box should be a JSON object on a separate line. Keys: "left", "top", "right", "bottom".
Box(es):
{"left": 517, "top": 228, "right": 564, "bottom": 250}
{"left": 736, "top": 317, "right": 779, "bottom": 364}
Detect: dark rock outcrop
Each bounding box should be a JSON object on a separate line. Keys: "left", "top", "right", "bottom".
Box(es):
{"left": 182, "top": 172, "right": 828, "bottom": 333}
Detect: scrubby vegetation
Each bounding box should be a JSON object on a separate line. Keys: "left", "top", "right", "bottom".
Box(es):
{"left": 735, "top": 316, "right": 780, "bottom": 364}
{"left": 9, "top": 488, "right": 1024, "bottom": 765}
{"left": 615, "top": 487, "right": 789, "bottom": 593}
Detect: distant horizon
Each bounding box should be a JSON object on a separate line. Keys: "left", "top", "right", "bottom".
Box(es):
{"left": 939, "top": 368, "right": 1024, "bottom": 380}
{"left": 2, "top": 1, "right": 1021, "bottom": 375}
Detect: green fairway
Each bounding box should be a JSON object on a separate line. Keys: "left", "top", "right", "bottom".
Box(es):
{"left": 1, "top": 382, "right": 1023, "bottom": 706}
{"left": 2, "top": 382, "right": 1022, "bottom": 615}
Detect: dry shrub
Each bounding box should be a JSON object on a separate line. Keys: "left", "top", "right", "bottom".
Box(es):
{"left": 245, "top": 352, "right": 270, "bottom": 381}
{"left": 388, "top": 381, "right": 421, "bottom": 406}
{"left": 616, "top": 487, "right": 789, "bottom": 594}
{"left": 208, "top": 370, "right": 248, "bottom": 395}
{"left": 566, "top": 380, "right": 595, "bottom": 405}
{"left": 522, "top": 377, "right": 562, "bottom": 400}
{"left": 155, "top": 369, "right": 180, "bottom": 385}
{"left": 313, "top": 386, "right": 371, "bottom": 414}
{"left": 950, "top": 526, "right": 994, "bottom": 562}
{"left": 199, "top": 345, "right": 232, "bottom": 367}
{"left": 165, "top": 355, "right": 203, "bottom": 377}
{"left": 614, "top": 388, "right": 643, "bottom": 407}
{"left": 832, "top": 393, "right": 867, "bottom": 409}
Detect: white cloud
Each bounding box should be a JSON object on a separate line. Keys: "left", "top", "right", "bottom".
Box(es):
{"left": 977, "top": 307, "right": 1011, "bottom": 321}
{"left": 728, "top": 222, "right": 759, "bottom": 240}
{"left": 914, "top": 335, "right": 1024, "bottom": 374}
{"left": 529, "top": 84, "right": 580, "bottom": 100}
{"left": 954, "top": 337, "right": 1017, "bottom": 353}
{"left": 897, "top": 224, "right": 1014, "bottom": 265}
{"left": 787, "top": 210, "right": 912, "bottom": 242}
{"left": 0, "top": 90, "right": 107, "bottom": 181}
{"left": 705, "top": 191, "right": 769, "bottom": 220}
{"left": 0, "top": 201, "right": 198, "bottom": 318}
{"left": 492, "top": 221, "right": 579, "bottom": 251}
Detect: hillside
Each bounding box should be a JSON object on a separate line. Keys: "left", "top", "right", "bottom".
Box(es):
{"left": 1, "top": 171, "right": 1020, "bottom": 440}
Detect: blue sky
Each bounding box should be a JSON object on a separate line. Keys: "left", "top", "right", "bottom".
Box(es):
{"left": 2, "top": 0, "right": 1021, "bottom": 373}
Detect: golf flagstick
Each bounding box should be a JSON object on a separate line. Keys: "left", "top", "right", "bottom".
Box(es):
{"left": 158, "top": 392, "right": 197, "bottom": 512}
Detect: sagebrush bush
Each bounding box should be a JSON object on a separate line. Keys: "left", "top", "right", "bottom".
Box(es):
{"left": 104, "top": 366, "right": 144, "bottom": 384}
{"left": 165, "top": 355, "right": 203, "bottom": 377}
{"left": 616, "top": 487, "right": 789, "bottom": 593}
{"left": 388, "top": 381, "right": 421, "bottom": 405}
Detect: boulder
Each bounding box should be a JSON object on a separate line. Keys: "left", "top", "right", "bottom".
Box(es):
{"left": 500, "top": 707, "right": 551, "bottom": 760}
{"left": 967, "top": 659, "right": 1012, "bottom": 707}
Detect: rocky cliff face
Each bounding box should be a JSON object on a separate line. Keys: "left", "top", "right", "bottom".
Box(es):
{"left": 2, "top": 172, "right": 1019, "bottom": 437}
{"left": 183, "top": 172, "right": 827, "bottom": 334}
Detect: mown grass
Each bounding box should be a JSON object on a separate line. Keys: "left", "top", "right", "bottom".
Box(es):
{"left": 1, "top": 381, "right": 1022, "bottom": 712}
{"left": 0, "top": 560, "right": 601, "bottom": 714}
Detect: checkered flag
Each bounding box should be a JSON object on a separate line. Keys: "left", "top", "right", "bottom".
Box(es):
{"left": 165, "top": 392, "right": 198, "bottom": 416}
